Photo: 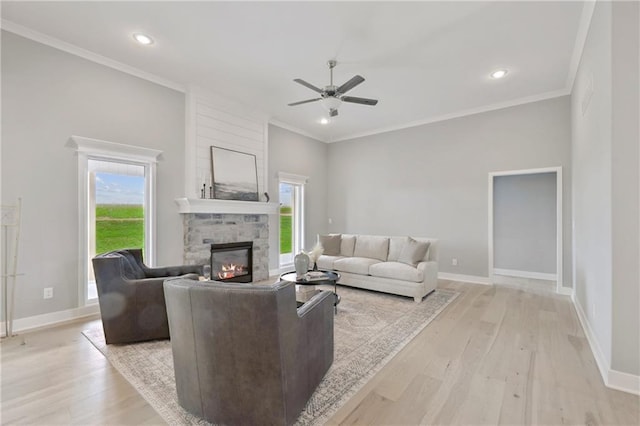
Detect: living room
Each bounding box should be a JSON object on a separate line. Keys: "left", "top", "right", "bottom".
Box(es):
{"left": 1, "top": 1, "right": 638, "bottom": 424}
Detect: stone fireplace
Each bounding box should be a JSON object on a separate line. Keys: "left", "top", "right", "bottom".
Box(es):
{"left": 177, "top": 198, "right": 277, "bottom": 283}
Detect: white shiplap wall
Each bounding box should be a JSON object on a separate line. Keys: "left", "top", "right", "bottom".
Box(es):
{"left": 185, "top": 88, "right": 268, "bottom": 199}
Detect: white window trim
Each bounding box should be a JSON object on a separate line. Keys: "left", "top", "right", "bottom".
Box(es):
{"left": 67, "top": 136, "right": 163, "bottom": 306}
{"left": 278, "top": 172, "right": 308, "bottom": 266}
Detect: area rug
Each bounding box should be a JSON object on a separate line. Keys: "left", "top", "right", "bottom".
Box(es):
{"left": 83, "top": 286, "right": 458, "bottom": 425}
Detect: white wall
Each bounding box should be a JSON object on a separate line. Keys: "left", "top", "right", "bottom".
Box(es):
{"left": 267, "top": 125, "right": 328, "bottom": 271}
{"left": 571, "top": 0, "right": 613, "bottom": 372}
{"left": 610, "top": 1, "right": 639, "bottom": 376}
{"left": 1, "top": 32, "right": 186, "bottom": 319}
{"left": 572, "top": 0, "right": 639, "bottom": 377}
{"left": 326, "top": 97, "right": 572, "bottom": 283}
{"left": 493, "top": 172, "right": 557, "bottom": 274}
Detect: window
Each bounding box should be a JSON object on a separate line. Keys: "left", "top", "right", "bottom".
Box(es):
{"left": 87, "top": 160, "right": 146, "bottom": 299}
{"left": 278, "top": 173, "right": 308, "bottom": 269}
{"left": 69, "top": 136, "right": 161, "bottom": 306}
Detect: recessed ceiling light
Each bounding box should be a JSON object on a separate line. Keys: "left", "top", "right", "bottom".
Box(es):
{"left": 133, "top": 33, "right": 154, "bottom": 45}
{"left": 490, "top": 69, "right": 508, "bottom": 79}
{"left": 320, "top": 118, "right": 329, "bottom": 125}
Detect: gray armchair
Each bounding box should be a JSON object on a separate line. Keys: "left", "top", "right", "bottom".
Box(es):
{"left": 163, "top": 278, "right": 334, "bottom": 426}
{"left": 92, "top": 249, "right": 202, "bottom": 344}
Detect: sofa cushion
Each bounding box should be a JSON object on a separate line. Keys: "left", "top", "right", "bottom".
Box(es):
{"left": 398, "top": 238, "right": 430, "bottom": 266}
{"left": 316, "top": 255, "right": 344, "bottom": 271}
{"left": 369, "top": 262, "right": 424, "bottom": 283}
{"left": 387, "top": 236, "right": 409, "bottom": 262}
{"left": 334, "top": 257, "right": 381, "bottom": 275}
{"left": 353, "top": 236, "right": 389, "bottom": 261}
{"left": 318, "top": 234, "right": 341, "bottom": 256}
{"left": 340, "top": 235, "right": 356, "bottom": 257}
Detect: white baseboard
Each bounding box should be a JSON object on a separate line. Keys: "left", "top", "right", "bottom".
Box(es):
{"left": 438, "top": 272, "right": 491, "bottom": 285}
{"left": 1, "top": 304, "right": 100, "bottom": 337}
{"left": 572, "top": 293, "right": 640, "bottom": 395}
{"left": 557, "top": 286, "right": 574, "bottom": 296}
{"left": 493, "top": 268, "right": 557, "bottom": 281}
{"left": 608, "top": 369, "right": 640, "bottom": 395}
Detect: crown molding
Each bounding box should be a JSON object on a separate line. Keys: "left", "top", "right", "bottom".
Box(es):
{"left": 330, "top": 88, "right": 571, "bottom": 143}
{"left": 268, "top": 119, "right": 326, "bottom": 142}
{"left": 1, "top": 19, "right": 185, "bottom": 93}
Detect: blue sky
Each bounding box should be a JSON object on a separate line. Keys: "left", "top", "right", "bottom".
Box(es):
{"left": 279, "top": 183, "right": 292, "bottom": 206}
{"left": 96, "top": 173, "right": 144, "bottom": 205}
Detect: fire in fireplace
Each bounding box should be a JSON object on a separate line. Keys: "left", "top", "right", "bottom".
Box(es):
{"left": 210, "top": 241, "right": 253, "bottom": 283}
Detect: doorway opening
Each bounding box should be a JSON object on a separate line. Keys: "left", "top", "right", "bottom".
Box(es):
{"left": 488, "top": 167, "right": 566, "bottom": 293}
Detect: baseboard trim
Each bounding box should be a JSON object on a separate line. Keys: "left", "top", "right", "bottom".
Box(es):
{"left": 557, "top": 286, "right": 574, "bottom": 296}
{"left": 571, "top": 293, "right": 640, "bottom": 395}
{"left": 493, "top": 268, "right": 557, "bottom": 281}
{"left": 1, "top": 304, "right": 100, "bottom": 337}
{"left": 608, "top": 369, "right": 640, "bottom": 395}
{"left": 438, "top": 272, "right": 491, "bottom": 285}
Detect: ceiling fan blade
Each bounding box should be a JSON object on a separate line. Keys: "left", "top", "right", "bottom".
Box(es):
{"left": 341, "top": 96, "right": 378, "bottom": 106}
{"left": 288, "top": 98, "right": 322, "bottom": 106}
{"left": 294, "top": 79, "right": 324, "bottom": 94}
{"left": 337, "top": 75, "right": 365, "bottom": 94}
{"left": 329, "top": 108, "right": 339, "bottom": 117}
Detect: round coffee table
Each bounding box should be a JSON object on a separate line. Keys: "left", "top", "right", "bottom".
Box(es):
{"left": 280, "top": 270, "right": 341, "bottom": 314}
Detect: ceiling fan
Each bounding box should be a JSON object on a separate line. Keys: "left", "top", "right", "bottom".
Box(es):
{"left": 288, "top": 60, "right": 378, "bottom": 117}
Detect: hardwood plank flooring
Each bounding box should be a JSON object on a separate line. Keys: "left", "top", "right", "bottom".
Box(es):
{"left": 1, "top": 281, "right": 638, "bottom": 425}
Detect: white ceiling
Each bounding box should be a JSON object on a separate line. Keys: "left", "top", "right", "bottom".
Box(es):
{"left": 1, "top": 1, "right": 588, "bottom": 142}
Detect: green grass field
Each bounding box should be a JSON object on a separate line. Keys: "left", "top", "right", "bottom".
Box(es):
{"left": 96, "top": 204, "right": 144, "bottom": 254}
{"left": 280, "top": 214, "right": 292, "bottom": 254}
{"left": 96, "top": 204, "right": 293, "bottom": 255}
{"left": 280, "top": 205, "right": 293, "bottom": 254}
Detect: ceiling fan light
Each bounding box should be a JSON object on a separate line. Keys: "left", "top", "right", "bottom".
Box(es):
{"left": 321, "top": 96, "right": 342, "bottom": 111}
{"left": 320, "top": 118, "right": 329, "bottom": 125}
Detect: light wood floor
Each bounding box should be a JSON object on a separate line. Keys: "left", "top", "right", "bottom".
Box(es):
{"left": 1, "top": 281, "right": 638, "bottom": 425}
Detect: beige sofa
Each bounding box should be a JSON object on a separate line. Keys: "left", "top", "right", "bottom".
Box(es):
{"left": 316, "top": 234, "right": 438, "bottom": 302}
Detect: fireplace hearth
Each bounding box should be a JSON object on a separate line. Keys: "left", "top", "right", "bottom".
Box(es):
{"left": 210, "top": 241, "right": 253, "bottom": 283}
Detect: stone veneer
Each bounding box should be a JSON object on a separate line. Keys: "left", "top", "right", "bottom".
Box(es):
{"left": 182, "top": 213, "right": 269, "bottom": 282}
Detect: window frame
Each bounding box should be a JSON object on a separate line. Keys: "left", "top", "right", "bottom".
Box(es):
{"left": 69, "top": 136, "right": 162, "bottom": 306}
{"left": 277, "top": 172, "right": 308, "bottom": 269}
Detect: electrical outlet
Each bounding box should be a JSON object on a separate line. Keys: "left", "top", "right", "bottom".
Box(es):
{"left": 328, "top": 217, "right": 333, "bottom": 224}
{"left": 44, "top": 287, "right": 53, "bottom": 299}
{"left": 452, "top": 258, "right": 458, "bottom": 266}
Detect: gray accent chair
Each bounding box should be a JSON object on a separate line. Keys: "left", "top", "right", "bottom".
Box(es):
{"left": 92, "top": 249, "right": 202, "bottom": 344}
{"left": 163, "top": 278, "right": 334, "bottom": 426}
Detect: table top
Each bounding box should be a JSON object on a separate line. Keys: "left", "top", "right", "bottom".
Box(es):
{"left": 280, "top": 270, "right": 340, "bottom": 285}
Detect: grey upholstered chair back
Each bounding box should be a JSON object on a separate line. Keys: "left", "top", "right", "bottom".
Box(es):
{"left": 164, "top": 279, "right": 334, "bottom": 426}
{"left": 92, "top": 249, "right": 202, "bottom": 344}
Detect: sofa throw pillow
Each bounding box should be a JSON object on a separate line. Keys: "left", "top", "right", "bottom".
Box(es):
{"left": 340, "top": 235, "right": 356, "bottom": 257}
{"left": 397, "top": 237, "right": 430, "bottom": 266}
{"left": 353, "top": 235, "right": 389, "bottom": 261}
{"left": 319, "top": 234, "right": 341, "bottom": 256}
{"left": 387, "top": 236, "right": 409, "bottom": 262}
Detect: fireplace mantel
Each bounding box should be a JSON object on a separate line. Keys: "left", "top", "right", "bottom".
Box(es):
{"left": 175, "top": 198, "right": 278, "bottom": 215}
